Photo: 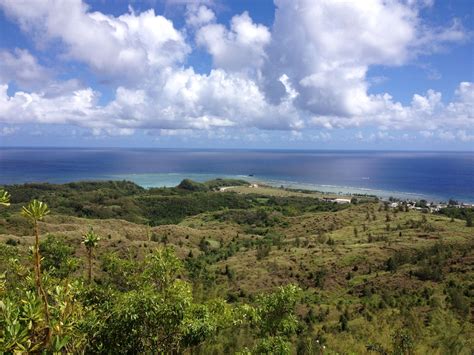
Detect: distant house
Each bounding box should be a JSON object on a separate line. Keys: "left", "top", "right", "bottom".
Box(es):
{"left": 249, "top": 184, "right": 259, "bottom": 188}
{"left": 334, "top": 198, "right": 351, "bottom": 204}
{"left": 322, "top": 197, "right": 351, "bottom": 204}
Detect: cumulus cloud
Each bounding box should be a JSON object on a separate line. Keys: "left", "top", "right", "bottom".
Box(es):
{"left": 0, "top": 126, "right": 17, "bottom": 136}
{"left": 309, "top": 82, "right": 473, "bottom": 131}
{"left": 0, "top": 0, "right": 471, "bottom": 143}
{"left": 0, "top": 84, "right": 102, "bottom": 127}
{"left": 0, "top": 67, "right": 302, "bottom": 132}
{"left": 445, "top": 82, "right": 474, "bottom": 126}
{"left": 108, "top": 66, "right": 301, "bottom": 130}
{"left": 261, "top": 0, "right": 468, "bottom": 119}
{"left": 0, "top": 0, "right": 190, "bottom": 81}
{"left": 0, "top": 48, "right": 51, "bottom": 89}
{"left": 185, "top": 4, "right": 215, "bottom": 28}
{"left": 196, "top": 11, "right": 271, "bottom": 73}
{"left": 457, "top": 130, "right": 474, "bottom": 142}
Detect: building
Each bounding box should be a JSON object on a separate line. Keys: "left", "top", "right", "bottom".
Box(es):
{"left": 334, "top": 198, "right": 351, "bottom": 204}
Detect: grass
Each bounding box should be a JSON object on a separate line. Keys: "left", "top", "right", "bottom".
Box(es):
{"left": 1, "top": 181, "right": 473, "bottom": 353}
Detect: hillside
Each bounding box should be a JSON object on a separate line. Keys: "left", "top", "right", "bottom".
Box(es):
{"left": 0, "top": 180, "right": 473, "bottom": 354}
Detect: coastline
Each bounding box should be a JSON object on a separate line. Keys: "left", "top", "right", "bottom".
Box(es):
{"left": 2, "top": 148, "right": 473, "bottom": 204}
{"left": 2, "top": 170, "right": 472, "bottom": 204}
{"left": 109, "top": 172, "right": 474, "bottom": 205}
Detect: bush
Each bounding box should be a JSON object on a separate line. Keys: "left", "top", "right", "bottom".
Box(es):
{"left": 313, "top": 269, "right": 327, "bottom": 288}
{"left": 392, "top": 329, "right": 415, "bottom": 355}
{"left": 447, "top": 287, "right": 470, "bottom": 316}
{"left": 256, "top": 244, "right": 271, "bottom": 260}
{"left": 40, "top": 234, "right": 80, "bottom": 278}
{"left": 413, "top": 264, "right": 443, "bottom": 282}
{"left": 5, "top": 238, "right": 18, "bottom": 246}
{"left": 177, "top": 179, "right": 208, "bottom": 192}
{"left": 466, "top": 213, "right": 473, "bottom": 227}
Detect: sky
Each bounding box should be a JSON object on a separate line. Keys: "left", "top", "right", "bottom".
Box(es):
{"left": 0, "top": 0, "right": 472, "bottom": 150}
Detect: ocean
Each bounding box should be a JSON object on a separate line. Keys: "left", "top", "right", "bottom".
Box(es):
{"left": 0, "top": 148, "right": 473, "bottom": 203}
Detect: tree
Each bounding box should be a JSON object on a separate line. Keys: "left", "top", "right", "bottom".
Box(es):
{"left": 87, "top": 247, "right": 232, "bottom": 354}
{"left": 314, "top": 269, "right": 327, "bottom": 288}
{"left": 251, "top": 284, "right": 302, "bottom": 351}
{"left": 0, "top": 189, "right": 10, "bottom": 206}
{"left": 466, "top": 213, "right": 473, "bottom": 227}
{"left": 339, "top": 310, "right": 349, "bottom": 331}
{"left": 21, "top": 199, "right": 51, "bottom": 345}
{"left": 392, "top": 328, "right": 414, "bottom": 355}
{"left": 386, "top": 257, "right": 396, "bottom": 272}
{"left": 40, "top": 234, "right": 79, "bottom": 278}
{"left": 143, "top": 246, "right": 182, "bottom": 291}
{"left": 256, "top": 284, "right": 301, "bottom": 336}
{"left": 82, "top": 228, "right": 101, "bottom": 284}
{"left": 256, "top": 243, "right": 271, "bottom": 260}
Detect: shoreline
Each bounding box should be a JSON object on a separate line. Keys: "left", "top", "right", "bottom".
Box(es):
{"left": 112, "top": 172, "right": 473, "bottom": 205}
{"left": 1, "top": 172, "right": 473, "bottom": 205}
{"left": 94, "top": 172, "right": 474, "bottom": 205}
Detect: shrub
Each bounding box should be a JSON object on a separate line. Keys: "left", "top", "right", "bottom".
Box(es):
{"left": 466, "top": 213, "right": 473, "bottom": 227}
{"left": 413, "top": 264, "right": 443, "bottom": 282}
{"left": 40, "top": 234, "right": 80, "bottom": 278}
{"left": 447, "top": 287, "right": 470, "bottom": 316}
{"left": 256, "top": 244, "right": 271, "bottom": 260}
{"left": 177, "top": 179, "right": 208, "bottom": 192}
{"left": 5, "top": 238, "right": 18, "bottom": 246}
{"left": 313, "top": 269, "right": 327, "bottom": 288}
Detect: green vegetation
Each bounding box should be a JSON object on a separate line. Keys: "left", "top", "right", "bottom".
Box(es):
{"left": 40, "top": 234, "right": 80, "bottom": 278}
{"left": 0, "top": 179, "right": 473, "bottom": 353}
{"left": 0, "top": 189, "right": 10, "bottom": 206}
{"left": 82, "top": 228, "right": 100, "bottom": 283}
{"left": 20, "top": 199, "right": 52, "bottom": 346}
{"left": 1, "top": 179, "right": 348, "bottom": 226}
{"left": 440, "top": 206, "right": 474, "bottom": 228}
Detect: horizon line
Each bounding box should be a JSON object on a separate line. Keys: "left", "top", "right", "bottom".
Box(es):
{"left": 0, "top": 146, "right": 473, "bottom": 153}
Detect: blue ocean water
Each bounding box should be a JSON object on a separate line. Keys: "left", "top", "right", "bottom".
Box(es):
{"left": 0, "top": 148, "right": 473, "bottom": 203}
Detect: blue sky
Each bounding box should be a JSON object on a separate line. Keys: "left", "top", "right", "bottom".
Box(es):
{"left": 0, "top": 0, "right": 472, "bottom": 150}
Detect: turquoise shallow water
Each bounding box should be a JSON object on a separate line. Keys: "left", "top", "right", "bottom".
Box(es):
{"left": 111, "top": 172, "right": 432, "bottom": 201}
{"left": 1, "top": 148, "right": 473, "bottom": 203}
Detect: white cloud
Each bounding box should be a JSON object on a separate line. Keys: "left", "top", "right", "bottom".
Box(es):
{"left": 310, "top": 131, "right": 332, "bottom": 142}
{"left": 309, "top": 82, "right": 473, "bottom": 132}
{"left": 0, "top": 84, "right": 101, "bottom": 127}
{"left": 186, "top": 4, "right": 215, "bottom": 28}
{"left": 102, "top": 67, "right": 302, "bottom": 131}
{"left": 0, "top": 67, "right": 302, "bottom": 132}
{"left": 411, "top": 90, "right": 442, "bottom": 114}
{"left": 456, "top": 130, "right": 474, "bottom": 142}
{"left": 419, "top": 130, "right": 434, "bottom": 138}
{"left": 438, "top": 130, "right": 455, "bottom": 140}
{"left": 196, "top": 11, "right": 271, "bottom": 73}
{"left": 0, "top": 48, "right": 51, "bottom": 89}
{"left": 413, "top": 19, "right": 467, "bottom": 55}
{"left": 0, "top": 0, "right": 471, "bottom": 144}
{"left": 0, "top": 126, "right": 17, "bottom": 136}
{"left": 0, "top": 0, "right": 190, "bottom": 81}
{"left": 158, "top": 128, "right": 196, "bottom": 137}
{"left": 446, "top": 82, "right": 474, "bottom": 127}
{"left": 262, "top": 0, "right": 467, "bottom": 119}
{"left": 104, "top": 128, "right": 136, "bottom": 136}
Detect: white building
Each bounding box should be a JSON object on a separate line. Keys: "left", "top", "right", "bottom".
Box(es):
{"left": 334, "top": 198, "right": 351, "bottom": 204}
